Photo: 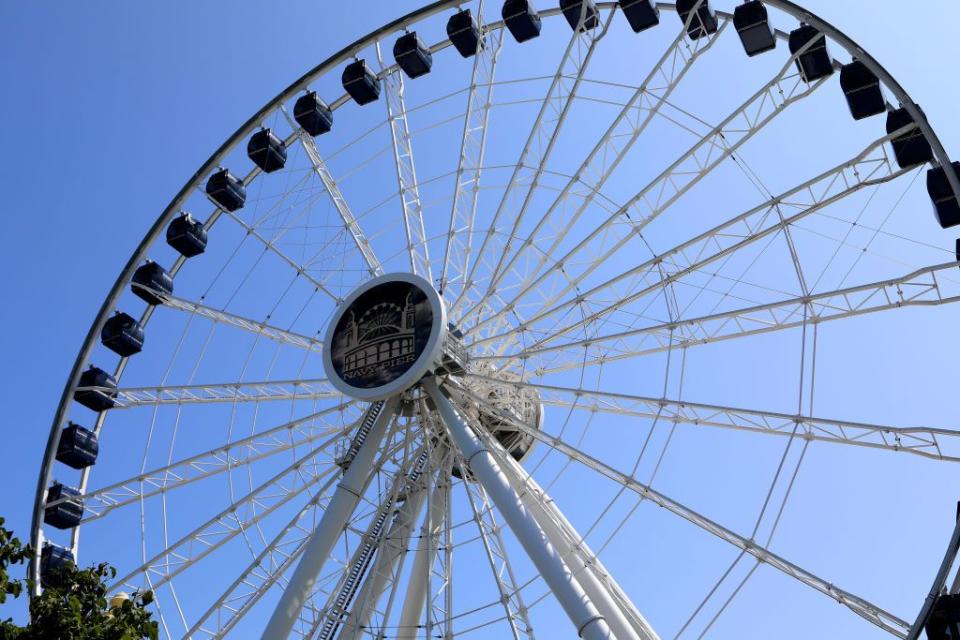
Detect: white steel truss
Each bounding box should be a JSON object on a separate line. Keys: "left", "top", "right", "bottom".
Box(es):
{"left": 223, "top": 210, "right": 342, "bottom": 304}
{"left": 464, "top": 375, "right": 960, "bottom": 462}
{"left": 480, "top": 261, "right": 960, "bottom": 375}
{"left": 440, "top": 13, "right": 504, "bottom": 300}
{"left": 185, "top": 425, "right": 407, "bottom": 639}
{"left": 108, "top": 378, "right": 341, "bottom": 408}
{"left": 453, "top": 7, "right": 610, "bottom": 319}
{"left": 464, "top": 11, "right": 730, "bottom": 327}
{"left": 466, "top": 39, "right": 829, "bottom": 337}
{"left": 472, "top": 129, "right": 913, "bottom": 352}
{"left": 149, "top": 290, "right": 324, "bottom": 352}
{"left": 456, "top": 383, "right": 912, "bottom": 637}
{"left": 111, "top": 443, "right": 340, "bottom": 594}
{"left": 48, "top": 405, "right": 354, "bottom": 522}
{"left": 378, "top": 45, "right": 433, "bottom": 282}
{"left": 283, "top": 105, "right": 384, "bottom": 277}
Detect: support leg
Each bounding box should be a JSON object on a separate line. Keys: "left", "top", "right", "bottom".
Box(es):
{"left": 423, "top": 378, "right": 614, "bottom": 640}
{"left": 499, "top": 458, "right": 657, "bottom": 640}
{"left": 262, "top": 398, "right": 399, "bottom": 640}
{"left": 397, "top": 472, "right": 448, "bottom": 639}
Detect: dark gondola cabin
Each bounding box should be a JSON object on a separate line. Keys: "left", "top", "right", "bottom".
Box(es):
{"left": 927, "top": 593, "right": 960, "bottom": 640}
{"left": 447, "top": 9, "right": 483, "bottom": 57}
{"left": 40, "top": 544, "right": 75, "bottom": 587}
{"left": 44, "top": 483, "right": 84, "bottom": 530}
{"left": 74, "top": 366, "right": 118, "bottom": 412}
{"left": 789, "top": 24, "right": 833, "bottom": 83}
{"left": 676, "top": 0, "right": 718, "bottom": 40}
{"left": 101, "top": 312, "right": 144, "bottom": 357}
{"left": 56, "top": 422, "right": 99, "bottom": 470}
{"left": 839, "top": 60, "right": 885, "bottom": 120}
{"left": 887, "top": 107, "right": 933, "bottom": 169}
{"left": 560, "top": 0, "right": 600, "bottom": 32}
{"left": 166, "top": 212, "right": 207, "bottom": 258}
{"left": 734, "top": 1, "right": 776, "bottom": 57}
{"left": 503, "top": 0, "right": 542, "bottom": 43}
{"left": 131, "top": 261, "right": 173, "bottom": 306}
{"left": 205, "top": 168, "right": 246, "bottom": 212}
{"left": 618, "top": 0, "right": 659, "bottom": 33}
{"left": 394, "top": 32, "right": 433, "bottom": 79}
{"left": 247, "top": 128, "right": 287, "bottom": 173}
{"left": 293, "top": 91, "right": 333, "bottom": 136}
{"left": 342, "top": 59, "right": 381, "bottom": 105}
{"left": 927, "top": 162, "right": 960, "bottom": 229}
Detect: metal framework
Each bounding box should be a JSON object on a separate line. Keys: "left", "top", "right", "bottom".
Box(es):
{"left": 32, "top": 2, "right": 960, "bottom": 639}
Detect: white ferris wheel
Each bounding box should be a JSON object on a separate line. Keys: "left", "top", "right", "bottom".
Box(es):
{"left": 30, "top": 1, "right": 960, "bottom": 638}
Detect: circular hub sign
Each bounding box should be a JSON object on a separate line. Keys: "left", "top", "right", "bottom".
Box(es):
{"left": 324, "top": 273, "right": 446, "bottom": 401}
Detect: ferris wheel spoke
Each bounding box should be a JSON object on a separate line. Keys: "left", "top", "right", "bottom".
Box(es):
{"left": 457, "top": 384, "right": 912, "bottom": 638}
{"left": 472, "top": 128, "right": 912, "bottom": 353}
{"left": 54, "top": 404, "right": 354, "bottom": 524}
{"left": 479, "top": 260, "right": 960, "bottom": 376}
{"left": 281, "top": 106, "right": 384, "bottom": 278}
{"left": 467, "top": 7, "right": 620, "bottom": 316}
{"left": 440, "top": 13, "right": 504, "bottom": 301}
{"left": 463, "top": 375, "right": 960, "bottom": 462}
{"left": 462, "top": 475, "right": 536, "bottom": 639}
{"left": 453, "top": 10, "right": 609, "bottom": 318}
{"left": 467, "top": 43, "right": 829, "bottom": 338}
{"left": 109, "top": 377, "right": 341, "bottom": 408}
{"left": 377, "top": 43, "right": 432, "bottom": 282}
{"left": 111, "top": 441, "right": 339, "bottom": 594}
{"left": 223, "top": 209, "right": 343, "bottom": 303}
{"left": 464, "top": 13, "right": 730, "bottom": 327}
{"left": 145, "top": 290, "right": 324, "bottom": 352}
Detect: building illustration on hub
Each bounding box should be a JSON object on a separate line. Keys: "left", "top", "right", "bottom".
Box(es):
{"left": 341, "top": 291, "right": 418, "bottom": 379}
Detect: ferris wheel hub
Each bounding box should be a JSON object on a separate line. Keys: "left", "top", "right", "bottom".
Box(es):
{"left": 323, "top": 273, "right": 452, "bottom": 401}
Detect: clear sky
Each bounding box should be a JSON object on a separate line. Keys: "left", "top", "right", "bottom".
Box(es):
{"left": 2, "top": 1, "right": 960, "bottom": 638}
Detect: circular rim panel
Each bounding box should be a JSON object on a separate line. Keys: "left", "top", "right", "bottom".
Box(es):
{"left": 323, "top": 272, "right": 446, "bottom": 401}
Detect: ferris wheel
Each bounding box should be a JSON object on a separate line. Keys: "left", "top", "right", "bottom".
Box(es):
{"left": 30, "top": 1, "right": 960, "bottom": 638}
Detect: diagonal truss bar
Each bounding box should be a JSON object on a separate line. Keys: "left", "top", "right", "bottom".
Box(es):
{"left": 453, "top": 11, "right": 608, "bottom": 318}
{"left": 468, "top": 8, "right": 729, "bottom": 324}
{"left": 111, "top": 442, "right": 339, "bottom": 594}
{"left": 467, "top": 41, "right": 827, "bottom": 337}
{"left": 106, "top": 378, "right": 341, "bottom": 408}
{"left": 49, "top": 404, "right": 354, "bottom": 521}
{"left": 439, "top": 14, "right": 504, "bottom": 300}
{"left": 472, "top": 129, "right": 912, "bottom": 351}
{"left": 144, "top": 288, "right": 324, "bottom": 352}
{"left": 482, "top": 261, "right": 960, "bottom": 375}
{"left": 281, "top": 106, "right": 384, "bottom": 277}
{"left": 465, "top": 375, "right": 960, "bottom": 462}
{"left": 377, "top": 44, "right": 432, "bottom": 282}
{"left": 454, "top": 382, "right": 912, "bottom": 637}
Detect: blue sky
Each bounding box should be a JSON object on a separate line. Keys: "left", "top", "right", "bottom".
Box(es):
{"left": 3, "top": 1, "right": 960, "bottom": 637}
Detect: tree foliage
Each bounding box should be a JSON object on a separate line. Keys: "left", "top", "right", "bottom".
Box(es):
{"left": 0, "top": 518, "right": 157, "bottom": 640}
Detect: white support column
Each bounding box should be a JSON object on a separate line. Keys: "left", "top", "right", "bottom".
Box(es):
{"left": 423, "top": 378, "right": 614, "bottom": 640}
{"left": 500, "top": 461, "right": 657, "bottom": 640}
{"left": 262, "top": 397, "right": 399, "bottom": 640}
{"left": 397, "top": 471, "right": 448, "bottom": 640}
